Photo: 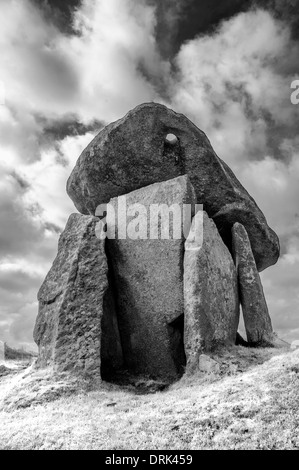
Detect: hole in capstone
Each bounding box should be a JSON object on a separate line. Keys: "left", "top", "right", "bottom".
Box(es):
{"left": 165, "top": 133, "right": 178, "bottom": 144}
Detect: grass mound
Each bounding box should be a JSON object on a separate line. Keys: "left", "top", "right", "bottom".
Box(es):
{"left": 0, "top": 345, "right": 298, "bottom": 450}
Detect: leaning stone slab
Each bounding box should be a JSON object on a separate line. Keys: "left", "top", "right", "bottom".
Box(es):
{"left": 67, "top": 102, "right": 279, "bottom": 272}
{"left": 106, "top": 175, "right": 197, "bottom": 380}
{"left": 34, "top": 213, "right": 123, "bottom": 374}
{"left": 184, "top": 211, "right": 239, "bottom": 374}
{"left": 232, "top": 222, "right": 274, "bottom": 346}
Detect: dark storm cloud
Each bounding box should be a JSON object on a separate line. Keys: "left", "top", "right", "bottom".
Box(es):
{"left": 149, "top": 0, "right": 299, "bottom": 59}
{"left": 262, "top": 0, "right": 299, "bottom": 38}
{"left": 148, "top": 0, "right": 254, "bottom": 57}
{"left": 37, "top": 115, "right": 103, "bottom": 144}
{"left": 31, "top": 0, "right": 81, "bottom": 34}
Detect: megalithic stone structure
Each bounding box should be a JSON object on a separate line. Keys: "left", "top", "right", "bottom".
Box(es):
{"left": 106, "top": 175, "right": 196, "bottom": 380}
{"left": 67, "top": 102, "right": 279, "bottom": 272}
{"left": 232, "top": 222, "right": 274, "bottom": 346}
{"left": 184, "top": 211, "right": 239, "bottom": 373}
{"left": 33, "top": 103, "right": 281, "bottom": 381}
{"left": 34, "top": 214, "right": 123, "bottom": 374}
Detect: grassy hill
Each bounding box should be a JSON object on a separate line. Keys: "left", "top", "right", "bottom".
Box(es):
{"left": 4, "top": 344, "right": 37, "bottom": 361}
{"left": 0, "top": 345, "right": 298, "bottom": 450}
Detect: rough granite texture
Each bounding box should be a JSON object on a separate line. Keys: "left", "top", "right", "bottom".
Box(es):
{"left": 67, "top": 102, "right": 279, "bottom": 272}
{"left": 34, "top": 213, "right": 123, "bottom": 373}
{"left": 232, "top": 222, "right": 274, "bottom": 346}
{"left": 184, "top": 211, "right": 239, "bottom": 374}
{"left": 106, "top": 175, "right": 197, "bottom": 380}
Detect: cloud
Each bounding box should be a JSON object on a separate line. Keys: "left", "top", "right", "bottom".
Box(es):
{"left": 62, "top": 0, "right": 169, "bottom": 121}
{"left": 171, "top": 9, "right": 299, "bottom": 163}
{"left": 0, "top": 0, "right": 167, "bottom": 168}
{"left": 148, "top": 0, "right": 258, "bottom": 58}
{"left": 31, "top": 0, "right": 82, "bottom": 35}
{"left": 1, "top": 0, "right": 166, "bottom": 125}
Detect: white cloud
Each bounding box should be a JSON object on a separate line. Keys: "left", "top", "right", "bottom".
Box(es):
{"left": 240, "top": 155, "right": 299, "bottom": 236}
{"left": 62, "top": 0, "right": 168, "bottom": 122}
{"left": 19, "top": 133, "right": 94, "bottom": 228}
{"left": 171, "top": 9, "right": 299, "bottom": 167}
{"left": 0, "top": 0, "right": 166, "bottom": 130}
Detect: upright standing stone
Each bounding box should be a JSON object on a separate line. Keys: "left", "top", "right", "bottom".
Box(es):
{"left": 232, "top": 222, "right": 274, "bottom": 346}
{"left": 34, "top": 213, "right": 123, "bottom": 374}
{"left": 106, "top": 175, "right": 197, "bottom": 380}
{"left": 184, "top": 211, "right": 239, "bottom": 373}
{"left": 0, "top": 341, "right": 4, "bottom": 363}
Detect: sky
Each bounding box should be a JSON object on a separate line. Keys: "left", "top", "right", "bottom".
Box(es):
{"left": 0, "top": 0, "right": 298, "bottom": 350}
